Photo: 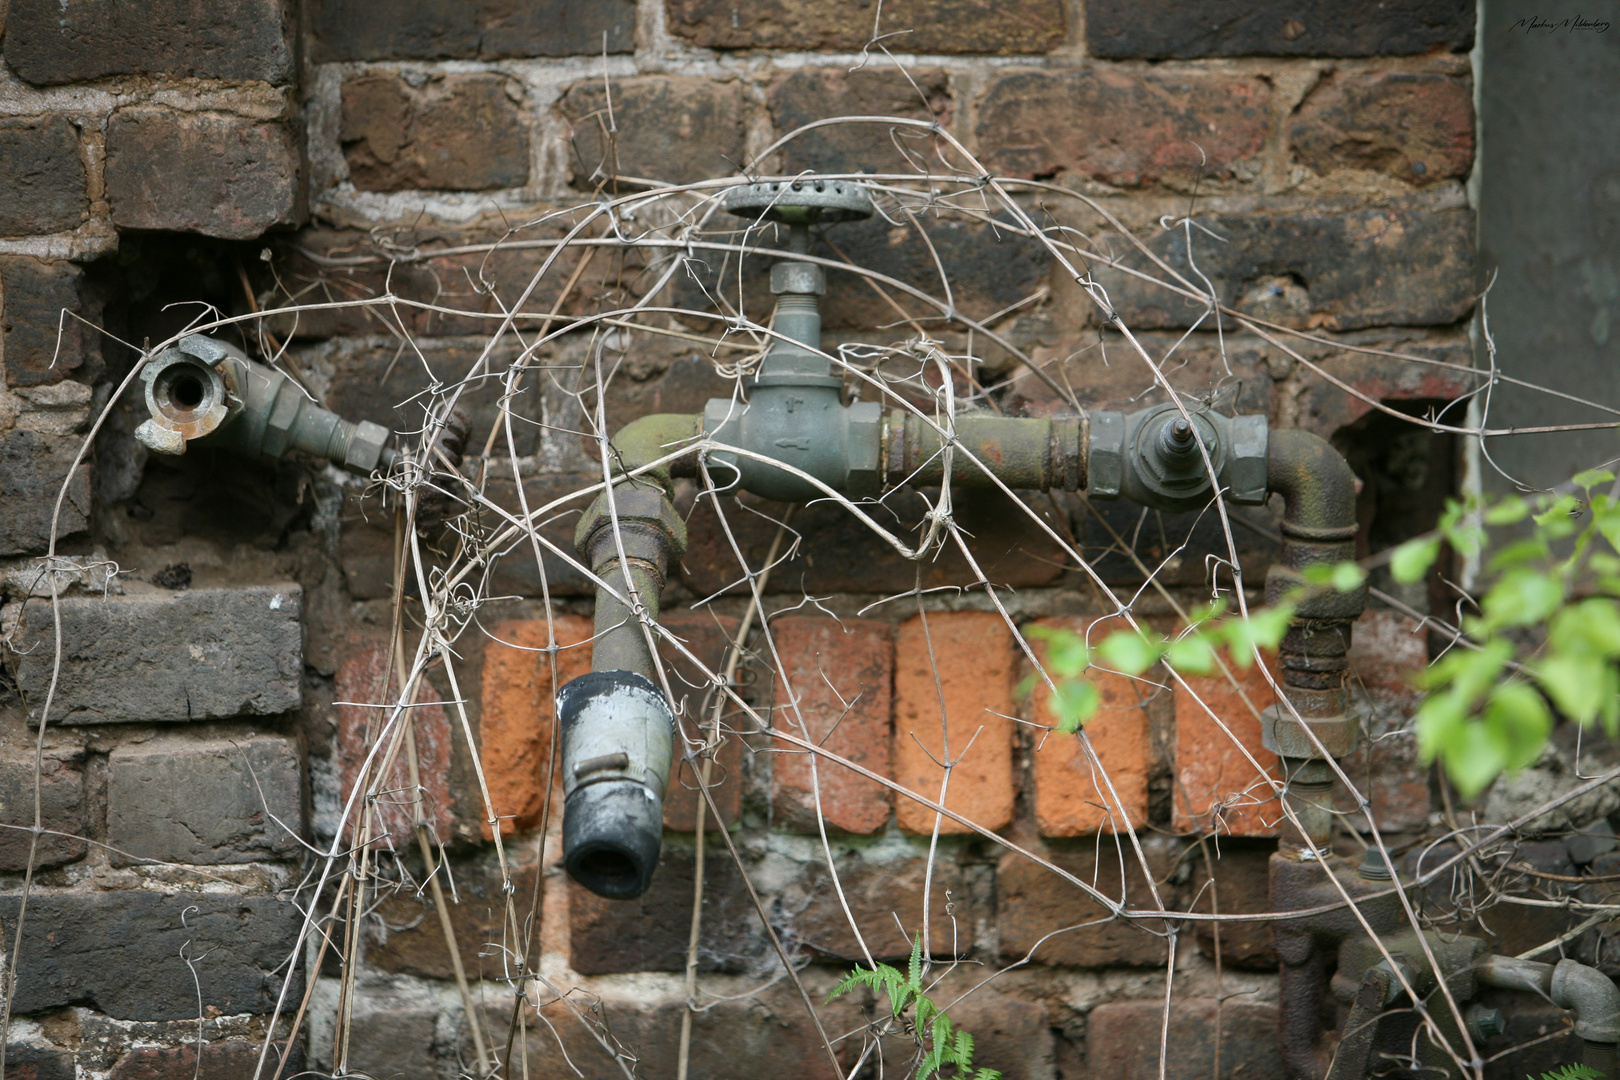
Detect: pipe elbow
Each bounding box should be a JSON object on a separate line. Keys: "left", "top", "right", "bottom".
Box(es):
{"left": 1552, "top": 958, "right": 1620, "bottom": 1043}
{"left": 1266, "top": 428, "right": 1359, "bottom": 541}
{"left": 611, "top": 413, "right": 703, "bottom": 486}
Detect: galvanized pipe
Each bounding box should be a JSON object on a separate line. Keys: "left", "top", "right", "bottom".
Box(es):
{"left": 135, "top": 334, "right": 394, "bottom": 473}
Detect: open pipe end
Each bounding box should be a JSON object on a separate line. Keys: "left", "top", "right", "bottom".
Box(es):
{"left": 563, "top": 780, "right": 663, "bottom": 899}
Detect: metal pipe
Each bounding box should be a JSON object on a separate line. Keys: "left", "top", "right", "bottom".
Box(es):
{"left": 1552, "top": 958, "right": 1620, "bottom": 1043}
{"left": 559, "top": 481, "right": 687, "bottom": 898}
{"left": 134, "top": 334, "right": 394, "bottom": 473}
{"left": 1476, "top": 954, "right": 1554, "bottom": 995}
{"left": 1478, "top": 955, "right": 1620, "bottom": 1075}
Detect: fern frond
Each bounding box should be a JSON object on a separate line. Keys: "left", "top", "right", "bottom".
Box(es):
{"left": 1536, "top": 1065, "right": 1605, "bottom": 1080}
{"left": 973, "top": 1069, "right": 1004, "bottom": 1080}
{"left": 908, "top": 933, "right": 924, "bottom": 987}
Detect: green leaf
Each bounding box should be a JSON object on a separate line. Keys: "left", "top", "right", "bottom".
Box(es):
{"left": 1439, "top": 719, "right": 1508, "bottom": 800}
{"left": 1484, "top": 497, "right": 1530, "bottom": 525}
{"left": 1574, "top": 469, "right": 1616, "bottom": 491}
{"left": 1331, "top": 561, "right": 1367, "bottom": 593}
{"left": 1416, "top": 688, "right": 1470, "bottom": 763}
{"left": 1391, "top": 537, "right": 1442, "bottom": 584}
{"left": 1550, "top": 599, "right": 1620, "bottom": 657}
{"left": 1536, "top": 655, "right": 1608, "bottom": 726}
{"left": 1224, "top": 605, "right": 1295, "bottom": 667}
{"left": 1489, "top": 537, "right": 1552, "bottom": 571}
{"left": 1025, "top": 624, "right": 1090, "bottom": 678}
{"left": 1484, "top": 682, "right": 1552, "bottom": 772}
{"left": 1165, "top": 634, "right": 1218, "bottom": 675}
{"left": 1534, "top": 494, "right": 1584, "bottom": 539}
{"left": 1481, "top": 569, "right": 1564, "bottom": 630}
{"left": 1050, "top": 679, "right": 1100, "bottom": 733}
{"left": 1098, "top": 630, "right": 1165, "bottom": 676}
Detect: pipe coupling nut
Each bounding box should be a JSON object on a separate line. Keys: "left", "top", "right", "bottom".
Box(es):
{"left": 771, "top": 260, "right": 826, "bottom": 296}
{"left": 574, "top": 486, "right": 689, "bottom": 564}
{"left": 1261, "top": 704, "right": 1361, "bottom": 759}
{"left": 135, "top": 335, "right": 239, "bottom": 455}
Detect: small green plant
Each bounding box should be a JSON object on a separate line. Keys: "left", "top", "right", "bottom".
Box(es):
{"left": 1390, "top": 470, "right": 1620, "bottom": 798}
{"left": 1019, "top": 561, "right": 1364, "bottom": 734}
{"left": 828, "top": 935, "right": 1002, "bottom": 1080}
{"left": 1533, "top": 1063, "right": 1605, "bottom": 1080}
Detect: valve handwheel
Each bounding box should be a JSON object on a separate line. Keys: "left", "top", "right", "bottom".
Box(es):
{"left": 722, "top": 178, "right": 875, "bottom": 226}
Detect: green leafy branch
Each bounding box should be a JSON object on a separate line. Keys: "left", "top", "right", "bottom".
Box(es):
{"left": 1019, "top": 561, "right": 1367, "bottom": 734}
{"left": 828, "top": 935, "right": 1002, "bottom": 1080}
{"left": 1389, "top": 469, "right": 1620, "bottom": 798}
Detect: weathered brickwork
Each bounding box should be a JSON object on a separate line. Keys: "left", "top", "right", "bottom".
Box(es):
{"left": 0, "top": 0, "right": 1486, "bottom": 1076}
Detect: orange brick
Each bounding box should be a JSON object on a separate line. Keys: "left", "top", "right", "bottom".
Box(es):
{"left": 1172, "top": 648, "right": 1281, "bottom": 837}
{"left": 893, "top": 611, "right": 1017, "bottom": 834}
{"left": 1027, "top": 617, "right": 1153, "bottom": 836}
{"left": 478, "top": 615, "right": 593, "bottom": 837}
{"left": 770, "top": 617, "right": 894, "bottom": 834}
{"left": 659, "top": 610, "right": 744, "bottom": 831}
{"left": 336, "top": 638, "right": 455, "bottom": 846}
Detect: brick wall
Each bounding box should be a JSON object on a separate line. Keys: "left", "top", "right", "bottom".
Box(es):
{"left": 0, "top": 2, "right": 1522, "bottom": 1078}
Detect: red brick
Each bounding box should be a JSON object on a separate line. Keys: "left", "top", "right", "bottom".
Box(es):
{"left": 1189, "top": 838, "right": 1278, "bottom": 969}
{"left": 1296, "top": 337, "right": 1475, "bottom": 438}
{"left": 336, "top": 639, "right": 456, "bottom": 846}
{"left": 477, "top": 616, "right": 594, "bottom": 837}
{"left": 109, "top": 1042, "right": 282, "bottom": 1080}
{"left": 520, "top": 986, "right": 839, "bottom": 1080}
{"left": 1027, "top": 616, "right": 1154, "bottom": 836}
{"left": 1088, "top": 209, "right": 1476, "bottom": 332}
{"left": 976, "top": 68, "right": 1271, "bottom": 187}
{"left": 105, "top": 109, "right": 300, "bottom": 239}
{"left": 568, "top": 844, "right": 761, "bottom": 974}
{"left": 770, "top": 617, "right": 894, "bottom": 834}
{"left": 667, "top": 0, "right": 1065, "bottom": 54}
{"left": 1292, "top": 71, "right": 1473, "bottom": 185}
{"left": 659, "top": 610, "right": 745, "bottom": 831}
{"left": 341, "top": 72, "right": 529, "bottom": 192}
{"left": 367, "top": 848, "right": 542, "bottom": 981}
{"left": 311, "top": 0, "right": 635, "bottom": 61}
{"left": 4, "top": 0, "right": 293, "bottom": 86}
{"left": 0, "top": 116, "right": 88, "bottom": 237}
{"left": 557, "top": 76, "right": 746, "bottom": 188}
{"left": 893, "top": 611, "right": 1017, "bottom": 834}
{"left": 1172, "top": 651, "right": 1281, "bottom": 837}
{"left": 336, "top": 474, "right": 595, "bottom": 602}
{"left": 0, "top": 752, "right": 86, "bottom": 871}
{"left": 947, "top": 990, "right": 1053, "bottom": 1079}
{"left": 1, "top": 257, "right": 100, "bottom": 388}
{"left": 274, "top": 227, "right": 593, "bottom": 340}
{"left": 1085, "top": 0, "right": 1473, "bottom": 59}
{"left": 1335, "top": 609, "right": 1430, "bottom": 831}
{"left": 997, "top": 839, "right": 1179, "bottom": 966}
{"left": 781, "top": 854, "right": 973, "bottom": 960}
{"left": 768, "top": 67, "right": 951, "bottom": 176}
{"left": 1089, "top": 999, "right": 1283, "bottom": 1080}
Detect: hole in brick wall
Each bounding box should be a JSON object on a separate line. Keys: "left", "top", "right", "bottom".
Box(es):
{"left": 100, "top": 231, "right": 267, "bottom": 376}
{"left": 1334, "top": 398, "right": 1458, "bottom": 637}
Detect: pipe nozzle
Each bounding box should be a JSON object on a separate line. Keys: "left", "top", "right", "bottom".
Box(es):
{"left": 558, "top": 670, "right": 676, "bottom": 900}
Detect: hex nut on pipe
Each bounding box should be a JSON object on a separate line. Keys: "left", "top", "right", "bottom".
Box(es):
{"left": 771, "top": 261, "right": 826, "bottom": 295}
{"left": 1261, "top": 704, "right": 1362, "bottom": 759}
{"left": 1088, "top": 410, "right": 1126, "bottom": 497}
